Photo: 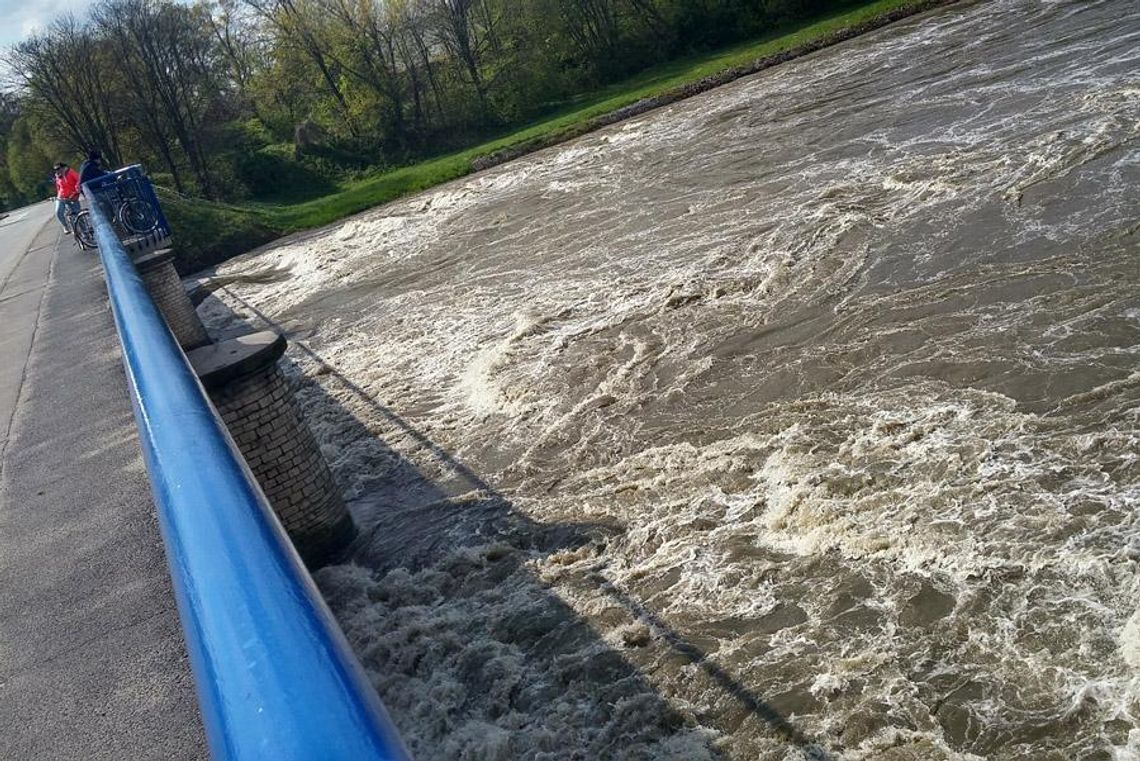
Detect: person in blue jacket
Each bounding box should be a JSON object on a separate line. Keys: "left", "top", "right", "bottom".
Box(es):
{"left": 78, "top": 149, "right": 109, "bottom": 193}
{"left": 78, "top": 150, "right": 113, "bottom": 222}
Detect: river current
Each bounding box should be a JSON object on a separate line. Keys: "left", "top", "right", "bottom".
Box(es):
{"left": 201, "top": 1, "right": 1140, "bottom": 757}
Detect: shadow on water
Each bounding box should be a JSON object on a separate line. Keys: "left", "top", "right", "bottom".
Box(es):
{"left": 196, "top": 283, "right": 833, "bottom": 760}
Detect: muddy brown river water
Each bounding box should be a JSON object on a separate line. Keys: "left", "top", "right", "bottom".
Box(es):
{"left": 201, "top": 0, "right": 1140, "bottom": 757}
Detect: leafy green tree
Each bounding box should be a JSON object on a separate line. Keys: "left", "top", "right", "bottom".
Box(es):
{"left": 3, "top": 0, "right": 892, "bottom": 205}
{"left": 6, "top": 115, "right": 56, "bottom": 200}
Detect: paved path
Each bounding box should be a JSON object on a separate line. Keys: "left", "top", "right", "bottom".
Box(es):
{"left": 0, "top": 204, "right": 205, "bottom": 760}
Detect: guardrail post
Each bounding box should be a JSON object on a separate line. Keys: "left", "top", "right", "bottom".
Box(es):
{"left": 187, "top": 331, "right": 357, "bottom": 565}
{"left": 134, "top": 249, "right": 209, "bottom": 350}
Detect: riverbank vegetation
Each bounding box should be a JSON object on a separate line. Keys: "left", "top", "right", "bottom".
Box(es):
{"left": 1, "top": 0, "right": 948, "bottom": 269}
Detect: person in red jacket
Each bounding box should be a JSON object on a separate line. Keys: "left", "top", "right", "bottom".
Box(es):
{"left": 53, "top": 162, "right": 81, "bottom": 234}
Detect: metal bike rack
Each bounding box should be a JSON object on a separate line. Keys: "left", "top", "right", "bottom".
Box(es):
{"left": 85, "top": 164, "right": 171, "bottom": 237}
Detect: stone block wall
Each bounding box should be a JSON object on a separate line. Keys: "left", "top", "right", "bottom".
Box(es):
{"left": 140, "top": 260, "right": 209, "bottom": 350}
{"left": 207, "top": 361, "right": 354, "bottom": 563}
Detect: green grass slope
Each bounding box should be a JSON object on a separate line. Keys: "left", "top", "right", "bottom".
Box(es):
{"left": 169, "top": 0, "right": 955, "bottom": 271}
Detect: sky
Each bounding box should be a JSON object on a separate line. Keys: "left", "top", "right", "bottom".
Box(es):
{"left": 0, "top": 0, "right": 94, "bottom": 51}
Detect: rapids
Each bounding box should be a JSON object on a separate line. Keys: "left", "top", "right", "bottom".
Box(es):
{"left": 201, "top": 1, "right": 1140, "bottom": 757}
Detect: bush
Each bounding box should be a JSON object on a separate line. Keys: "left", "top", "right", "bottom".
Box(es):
{"left": 231, "top": 144, "right": 336, "bottom": 202}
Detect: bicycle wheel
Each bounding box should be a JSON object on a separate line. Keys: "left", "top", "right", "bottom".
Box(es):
{"left": 73, "top": 211, "right": 97, "bottom": 250}
{"left": 117, "top": 198, "right": 158, "bottom": 234}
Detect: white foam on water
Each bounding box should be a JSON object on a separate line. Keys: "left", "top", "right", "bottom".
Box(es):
{"left": 1120, "top": 610, "right": 1140, "bottom": 669}
{"left": 202, "top": 0, "right": 1140, "bottom": 757}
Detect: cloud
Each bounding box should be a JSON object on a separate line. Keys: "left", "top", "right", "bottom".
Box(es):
{"left": 0, "top": 0, "right": 95, "bottom": 50}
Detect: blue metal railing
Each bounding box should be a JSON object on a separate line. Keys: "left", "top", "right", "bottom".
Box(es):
{"left": 86, "top": 179, "right": 411, "bottom": 761}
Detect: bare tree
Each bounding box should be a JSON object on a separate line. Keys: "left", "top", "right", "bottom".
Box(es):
{"left": 429, "top": 0, "right": 490, "bottom": 114}
{"left": 207, "top": 0, "right": 268, "bottom": 112}
{"left": 93, "top": 0, "right": 223, "bottom": 194}
{"left": 4, "top": 16, "right": 122, "bottom": 161}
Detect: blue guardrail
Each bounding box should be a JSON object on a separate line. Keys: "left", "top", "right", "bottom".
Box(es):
{"left": 86, "top": 177, "right": 412, "bottom": 761}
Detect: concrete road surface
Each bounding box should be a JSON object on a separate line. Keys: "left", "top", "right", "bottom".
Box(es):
{"left": 0, "top": 203, "right": 205, "bottom": 760}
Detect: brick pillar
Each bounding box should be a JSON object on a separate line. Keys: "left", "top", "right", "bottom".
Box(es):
{"left": 187, "top": 331, "right": 356, "bottom": 566}
{"left": 135, "top": 249, "right": 209, "bottom": 350}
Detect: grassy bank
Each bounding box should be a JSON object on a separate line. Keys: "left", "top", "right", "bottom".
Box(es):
{"left": 171, "top": 0, "right": 955, "bottom": 271}
{"left": 161, "top": 191, "right": 280, "bottom": 274}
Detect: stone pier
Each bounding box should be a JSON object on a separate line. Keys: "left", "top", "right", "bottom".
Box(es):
{"left": 187, "top": 331, "right": 356, "bottom": 566}
{"left": 134, "top": 249, "right": 209, "bottom": 350}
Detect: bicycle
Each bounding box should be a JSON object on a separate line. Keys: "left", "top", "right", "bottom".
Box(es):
{"left": 66, "top": 205, "right": 97, "bottom": 250}
{"left": 110, "top": 174, "right": 159, "bottom": 235}
{"left": 68, "top": 177, "right": 160, "bottom": 251}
